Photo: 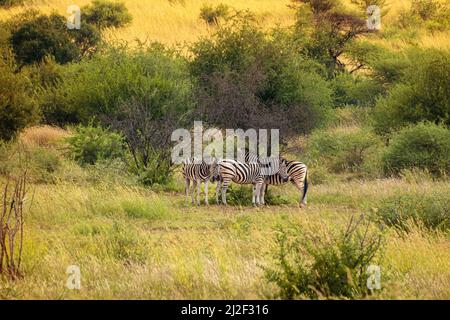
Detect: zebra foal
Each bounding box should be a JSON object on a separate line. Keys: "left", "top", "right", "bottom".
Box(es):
{"left": 182, "top": 157, "right": 217, "bottom": 205}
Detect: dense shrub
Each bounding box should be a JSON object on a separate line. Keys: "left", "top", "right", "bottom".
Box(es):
{"left": 82, "top": 0, "right": 132, "bottom": 29}
{"left": 10, "top": 13, "right": 100, "bottom": 65}
{"left": 40, "top": 44, "right": 192, "bottom": 124}
{"left": 67, "top": 123, "right": 125, "bottom": 166}
{"left": 0, "top": 53, "right": 39, "bottom": 140}
{"left": 382, "top": 122, "right": 450, "bottom": 177}
{"left": 373, "top": 49, "right": 450, "bottom": 134}
{"left": 190, "top": 15, "right": 332, "bottom": 136}
{"left": 377, "top": 192, "right": 450, "bottom": 231}
{"left": 264, "top": 215, "right": 383, "bottom": 299}
{"left": 331, "top": 73, "right": 383, "bottom": 107}
{"left": 199, "top": 3, "right": 230, "bottom": 25}
{"left": 307, "top": 127, "right": 383, "bottom": 173}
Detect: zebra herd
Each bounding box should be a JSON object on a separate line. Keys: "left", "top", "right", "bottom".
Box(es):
{"left": 182, "top": 151, "right": 308, "bottom": 207}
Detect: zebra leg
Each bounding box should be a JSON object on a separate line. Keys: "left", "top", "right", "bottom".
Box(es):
{"left": 215, "top": 180, "right": 222, "bottom": 204}
{"left": 204, "top": 181, "right": 209, "bottom": 205}
{"left": 252, "top": 185, "right": 257, "bottom": 206}
{"left": 185, "top": 178, "right": 190, "bottom": 204}
{"left": 196, "top": 179, "right": 201, "bottom": 206}
{"left": 260, "top": 183, "right": 266, "bottom": 205}
{"left": 191, "top": 180, "right": 197, "bottom": 204}
{"left": 293, "top": 179, "right": 306, "bottom": 207}
{"left": 221, "top": 179, "right": 230, "bottom": 206}
{"left": 255, "top": 183, "right": 263, "bottom": 206}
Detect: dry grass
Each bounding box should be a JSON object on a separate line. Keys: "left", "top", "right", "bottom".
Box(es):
{"left": 18, "top": 125, "right": 70, "bottom": 149}
{"left": 0, "top": 0, "right": 448, "bottom": 49}
{"left": 0, "top": 176, "right": 448, "bottom": 299}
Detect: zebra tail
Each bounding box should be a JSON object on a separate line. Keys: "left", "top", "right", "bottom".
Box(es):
{"left": 301, "top": 170, "right": 308, "bottom": 204}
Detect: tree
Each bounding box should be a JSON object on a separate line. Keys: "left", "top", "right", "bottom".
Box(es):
{"left": 82, "top": 0, "right": 132, "bottom": 29}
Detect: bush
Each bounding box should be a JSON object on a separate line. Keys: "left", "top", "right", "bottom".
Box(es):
{"left": 0, "top": 53, "right": 39, "bottom": 140}
{"left": 373, "top": 49, "right": 450, "bottom": 134}
{"left": 377, "top": 192, "right": 450, "bottom": 231}
{"left": 199, "top": 3, "right": 230, "bottom": 25}
{"left": 67, "top": 123, "right": 125, "bottom": 166}
{"left": 382, "top": 122, "right": 450, "bottom": 177}
{"left": 10, "top": 13, "right": 100, "bottom": 65}
{"left": 331, "top": 73, "right": 382, "bottom": 107}
{"left": 0, "top": 0, "right": 22, "bottom": 7}
{"left": 307, "top": 127, "right": 383, "bottom": 173}
{"left": 264, "top": 215, "right": 383, "bottom": 299}
{"left": 82, "top": 0, "right": 132, "bottom": 29}
{"left": 190, "top": 15, "right": 332, "bottom": 136}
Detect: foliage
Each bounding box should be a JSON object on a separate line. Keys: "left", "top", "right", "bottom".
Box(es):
{"left": 377, "top": 192, "right": 450, "bottom": 231}
{"left": 82, "top": 0, "right": 132, "bottom": 29}
{"left": 199, "top": 3, "right": 230, "bottom": 25}
{"left": 331, "top": 73, "right": 382, "bottom": 107}
{"left": 0, "top": 52, "right": 39, "bottom": 140}
{"left": 67, "top": 123, "right": 125, "bottom": 166}
{"left": 9, "top": 12, "right": 100, "bottom": 65}
{"left": 307, "top": 127, "right": 383, "bottom": 173}
{"left": 382, "top": 122, "right": 450, "bottom": 177}
{"left": 264, "top": 215, "right": 383, "bottom": 299}
{"left": 373, "top": 49, "right": 450, "bottom": 134}
{"left": 191, "top": 15, "right": 332, "bottom": 137}
{"left": 0, "top": 0, "right": 22, "bottom": 7}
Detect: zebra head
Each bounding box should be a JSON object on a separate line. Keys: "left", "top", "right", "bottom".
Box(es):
{"left": 208, "top": 157, "right": 220, "bottom": 183}
{"left": 279, "top": 159, "right": 289, "bottom": 182}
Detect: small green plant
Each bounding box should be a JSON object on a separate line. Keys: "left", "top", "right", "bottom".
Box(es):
{"left": 199, "top": 3, "right": 230, "bottom": 25}
{"left": 263, "top": 214, "right": 383, "bottom": 299}
{"left": 67, "top": 123, "right": 125, "bottom": 166}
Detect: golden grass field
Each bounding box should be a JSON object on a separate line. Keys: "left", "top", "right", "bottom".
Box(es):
{"left": 0, "top": 172, "right": 449, "bottom": 299}
{"left": 0, "top": 0, "right": 449, "bottom": 49}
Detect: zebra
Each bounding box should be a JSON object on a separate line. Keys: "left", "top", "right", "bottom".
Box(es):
{"left": 261, "top": 159, "right": 308, "bottom": 207}
{"left": 213, "top": 155, "right": 289, "bottom": 206}
{"left": 182, "top": 157, "right": 217, "bottom": 205}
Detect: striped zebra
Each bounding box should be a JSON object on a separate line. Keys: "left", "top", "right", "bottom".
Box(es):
{"left": 262, "top": 159, "right": 308, "bottom": 207}
{"left": 182, "top": 157, "right": 217, "bottom": 205}
{"left": 213, "top": 156, "right": 288, "bottom": 206}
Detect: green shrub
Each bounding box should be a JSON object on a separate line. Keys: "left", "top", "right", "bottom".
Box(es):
{"left": 264, "top": 215, "right": 383, "bottom": 299}
{"left": 0, "top": 53, "right": 39, "bottom": 141}
{"left": 82, "top": 0, "right": 132, "bottom": 29}
{"left": 40, "top": 44, "right": 192, "bottom": 124}
{"left": 377, "top": 192, "right": 450, "bottom": 231}
{"left": 9, "top": 13, "right": 100, "bottom": 65}
{"left": 67, "top": 123, "right": 125, "bottom": 166}
{"left": 331, "top": 73, "right": 383, "bottom": 107}
{"left": 307, "top": 127, "right": 383, "bottom": 173}
{"left": 373, "top": 49, "right": 450, "bottom": 134}
{"left": 382, "top": 122, "right": 450, "bottom": 177}
{"left": 199, "top": 3, "right": 230, "bottom": 25}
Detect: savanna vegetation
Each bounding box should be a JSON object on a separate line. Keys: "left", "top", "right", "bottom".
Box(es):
{"left": 0, "top": 0, "right": 449, "bottom": 299}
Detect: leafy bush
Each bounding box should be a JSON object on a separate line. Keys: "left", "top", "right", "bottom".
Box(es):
{"left": 0, "top": 53, "right": 39, "bottom": 140}
{"left": 264, "top": 215, "right": 383, "bottom": 299}
{"left": 373, "top": 49, "right": 450, "bottom": 134}
{"left": 382, "top": 122, "right": 450, "bottom": 177}
{"left": 410, "top": 0, "right": 450, "bottom": 31}
{"left": 190, "top": 15, "right": 332, "bottom": 135}
{"left": 331, "top": 73, "right": 382, "bottom": 107}
{"left": 377, "top": 192, "right": 450, "bottom": 231}
{"left": 10, "top": 13, "right": 100, "bottom": 65}
{"left": 307, "top": 127, "right": 383, "bottom": 173}
{"left": 82, "top": 0, "right": 132, "bottom": 29}
{"left": 199, "top": 3, "right": 230, "bottom": 25}
{"left": 67, "top": 123, "right": 125, "bottom": 166}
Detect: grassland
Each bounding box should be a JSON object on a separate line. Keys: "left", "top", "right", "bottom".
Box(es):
{"left": 1, "top": 0, "right": 449, "bottom": 49}
{"left": 0, "top": 174, "right": 449, "bottom": 299}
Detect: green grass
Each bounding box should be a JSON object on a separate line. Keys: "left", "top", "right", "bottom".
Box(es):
{"left": 1, "top": 176, "right": 449, "bottom": 299}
